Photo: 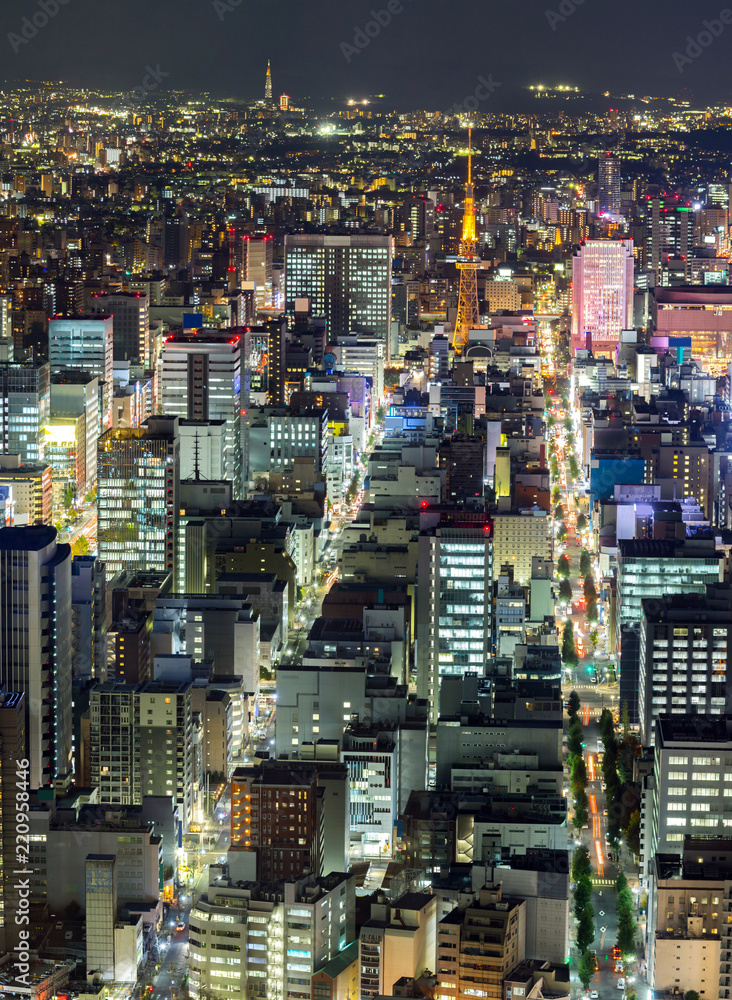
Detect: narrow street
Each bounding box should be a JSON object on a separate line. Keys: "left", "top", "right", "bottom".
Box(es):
{"left": 548, "top": 395, "right": 644, "bottom": 1000}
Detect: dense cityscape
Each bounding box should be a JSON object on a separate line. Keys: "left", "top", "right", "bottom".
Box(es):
{"left": 5, "top": 33, "right": 732, "bottom": 1000}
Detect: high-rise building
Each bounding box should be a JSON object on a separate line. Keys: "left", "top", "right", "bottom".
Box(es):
{"left": 89, "top": 685, "right": 135, "bottom": 806}
{"left": 89, "top": 292, "right": 150, "bottom": 365}
{"left": 0, "top": 456, "right": 52, "bottom": 525}
{"left": 400, "top": 195, "right": 436, "bottom": 242}
{"left": 652, "top": 286, "right": 732, "bottom": 367}
{"left": 0, "top": 295, "right": 12, "bottom": 348}
{"left": 71, "top": 555, "right": 107, "bottom": 680}
{"left": 48, "top": 316, "right": 113, "bottom": 415}
{"left": 571, "top": 239, "right": 634, "bottom": 353}
{"left": 598, "top": 153, "right": 621, "bottom": 215}
{"left": 492, "top": 509, "right": 552, "bottom": 585}
{"left": 285, "top": 235, "right": 393, "bottom": 357}
{"left": 50, "top": 372, "right": 100, "bottom": 489}
{"left": 135, "top": 680, "right": 194, "bottom": 830}
{"left": 638, "top": 586, "right": 732, "bottom": 744}
{"left": 97, "top": 415, "right": 180, "bottom": 578}
{"left": 647, "top": 716, "right": 732, "bottom": 878}
{"left": 0, "top": 525, "right": 73, "bottom": 789}
{"left": 248, "top": 406, "right": 330, "bottom": 479}
{"left": 241, "top": 236, "right": 273, "bottom": 310}
{"left": 416, "top": 510, "right": 494, "bottom": 721}
{"left": 645, "top": 197, "right": 695, "bottom": 279}
{"left": 617, "top": 538, "right": 724, "bottom": 724}
{"left": 335, "top": 336, "right": 385, "bottom": 405}
{"left": 160, "top": 332, "right": 243, "bottom": 496}
{"left": 89, "top": 680, "right": 195, "bottom": 831}
{"left": 0, "top": 361, "right": 50, "bottom": 465}
{"left": 230, "top": 762, "right": 320, "bottom": 881}
{"left": 438, "top": 435, "right": 485, "bottom": 503}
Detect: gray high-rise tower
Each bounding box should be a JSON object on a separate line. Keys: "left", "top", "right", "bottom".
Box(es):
{"left": 0, "top": 526, "right": 73, "bottom": 789}
{"left": 598, "top": 153, "right": 621, "bottom": 216}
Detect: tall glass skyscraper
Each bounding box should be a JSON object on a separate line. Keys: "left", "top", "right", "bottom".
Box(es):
{"left": 97, "top": 415, "right": 179, "bottom": 578}
{"left": 417, "top": 510, "right": 493, "bottom": 721}
{"left": 284, "top": 235, "right": 393, "bottom": 359}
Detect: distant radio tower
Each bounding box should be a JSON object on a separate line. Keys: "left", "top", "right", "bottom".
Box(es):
{"left": 453, "top": 126, "right": 480, "bottom": 356}
{"left": 265, "top": 60, "right": 272, "bottom": 102}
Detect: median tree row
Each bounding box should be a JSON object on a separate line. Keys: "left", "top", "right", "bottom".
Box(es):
{"left": 567, "top": 694, "right": 588, "bottom": 830}
{"left": 599, "top": 708, "right": 641, "bottom": 857}
{"left": 562, "top": 620, "right": 577, "bottom": 667}
{"left": 616, "top": 872, "right": 638, "bottom": 959}
{"left": 572, "top": 845, "right": 596, "bottom": 987}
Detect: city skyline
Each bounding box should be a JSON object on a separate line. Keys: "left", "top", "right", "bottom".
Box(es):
{"left": 1, "top": 0, "right": 731, "bottom": 110}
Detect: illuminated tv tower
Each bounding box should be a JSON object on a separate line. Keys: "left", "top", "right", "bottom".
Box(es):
{"left": 453, "top": 127, "right": 480, "bottom": 356}
{"left": 265, "top": 60, "right": 272, "bottom": 102}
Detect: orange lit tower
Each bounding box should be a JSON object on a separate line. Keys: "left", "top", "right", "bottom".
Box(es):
{"left": 453, "top": 127, "right": 480, "bottom": 355}
{"left": 265, "top": 60, "right": 272, "bottom": 102}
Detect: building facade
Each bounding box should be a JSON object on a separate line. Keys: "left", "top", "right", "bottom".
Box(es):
{"left": 571, "top": 239, "right": 634, "bottom": 352}
{"left": 97, "top": 415, "right": 180, "bottom": 579}
{"left": 160, "top": 332, "right": 244, "bottom": 496}
{"left": 416, "top": 511, "right": 494, "bottom": 721}
{"left": 285, "top": 235, "right": 393, "bottom": 357}
{"left": 0, "top": 526, "right": 72, "bottom": 788}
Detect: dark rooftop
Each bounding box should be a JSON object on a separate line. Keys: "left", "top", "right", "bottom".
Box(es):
{"left": 0, "top": 525, "right": 57, "bottom": 551}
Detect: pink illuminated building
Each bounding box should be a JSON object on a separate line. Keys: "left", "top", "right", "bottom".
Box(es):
{"left": 571, "top": 239, "right": 634, "bottom": 356}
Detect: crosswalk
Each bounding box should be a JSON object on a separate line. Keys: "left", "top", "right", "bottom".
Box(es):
{"left": 591, "top": 877, "right": 616, "bottom": 887}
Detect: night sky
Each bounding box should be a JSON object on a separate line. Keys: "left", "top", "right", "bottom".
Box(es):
{"left": 1, "top": 0, "right": 730, "bottom": 111}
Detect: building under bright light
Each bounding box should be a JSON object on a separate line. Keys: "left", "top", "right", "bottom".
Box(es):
{"left": 284, "top": 235, "right": 393, "bottom": 359}
{"left": 571, "top": 239, "right": 634, "bottom": 355}
{"left": 97, "top": 415, "right": 179, "bottom": 578}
